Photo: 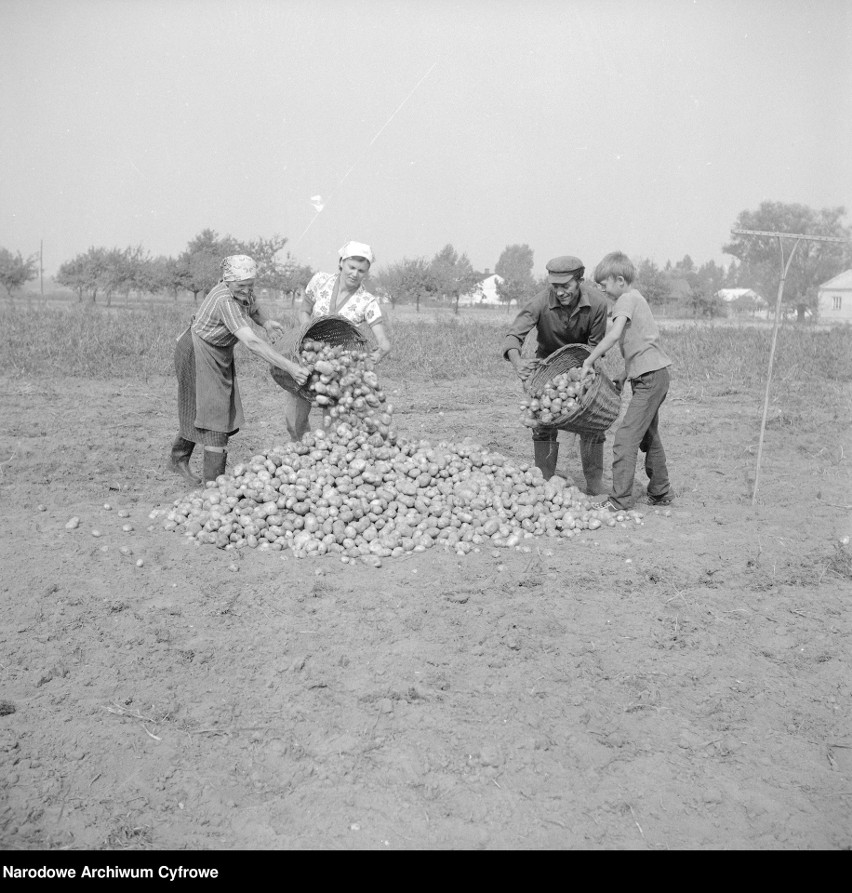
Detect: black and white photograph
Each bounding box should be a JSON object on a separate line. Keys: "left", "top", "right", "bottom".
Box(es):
{"left": 1, "top": 0, "right": 850, "bottom": 853}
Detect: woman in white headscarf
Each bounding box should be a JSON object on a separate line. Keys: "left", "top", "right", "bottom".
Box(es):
{"left": 171, "top": 254, "right": 308, "bottom": 486}
{"left": 284, "top": 240, "right": 391, "bottom": 441}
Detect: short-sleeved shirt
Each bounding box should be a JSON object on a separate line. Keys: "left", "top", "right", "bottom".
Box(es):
{"left": 302, "top": 272, "right": 383, "bottom": 328}
{"left": 191, "top": 281, "right": 262, "bottom": 348}
{"left": 502, "top": 281, "right": 609, "bottom": 360}
{"left": 611, "top": 288, "right": 671, "bottom": 379}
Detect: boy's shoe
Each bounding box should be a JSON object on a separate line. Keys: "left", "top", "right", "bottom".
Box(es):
{"left": 590, "top": 498, "right": 620, "bottom": 513}
{"left": 647, "top": 492, "right": 674, "bottom": 506}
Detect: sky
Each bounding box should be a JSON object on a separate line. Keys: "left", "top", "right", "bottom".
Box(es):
{"left": 1, "top": 0, "right": 850, "bottom": 278}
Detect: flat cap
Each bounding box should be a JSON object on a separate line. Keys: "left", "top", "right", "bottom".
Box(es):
{"left": 546, "top": 255, "right": 584, "bottom": 283}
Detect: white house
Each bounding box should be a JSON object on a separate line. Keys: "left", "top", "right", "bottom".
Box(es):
{"left": 458, "top": 273, "right": 510, "bottom": 307}
{"left": 817, "top": 270, "right": 852, "bottom": 324}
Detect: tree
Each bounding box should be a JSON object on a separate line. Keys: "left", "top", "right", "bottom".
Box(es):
{"left": 495, "top": 243, "right": 534, "bottom": 283}
{"left": 429, "top": 244, "right": 479, "bottom": 314}
{"left": 723, "top": 258, "right": 740, "bottom": 288}
{"left": 55, "top": 255, "right": 88, "bottom": 301}
{"left": 374, "top": 257, "right": 439, "bottom": 311}
{"left": 675, "top": 254, "right": 695, "bottom": 275}
{"left": 276, "top": 256, "right": 315, "bottom": 307}
{"left": 634, "top": 258, "right": 670, "bottom": 305}
{"left": 149, "top": 256, "right": 182, "bottom": 300}
{"left": 688, "top": 287, "right": 725, "bottom": 318}
{"left": 495, "top": 244, "right": 536, "bottom": 308}
{"left": 55, "top": 246, "right": 109, "bottom": 302}
{"left": 55, "top": 245, "right": 155, "bottom": 306}
{"left": 113, "top": 244, "right": 162, "bottom": 301}
{"left": 232, "top": 235, "right": 288, "bottom": 292}
{"left": 695, "top": 260, "right": 726, "bottom": 304}
{"left": 723, "top": 201, "right": 852, "bottom": 322}
{"left": 0, "top": 247, "right": 38, "bottom": 299}
{"left": 175, "top": 229, "right": 240, "bottom": 301}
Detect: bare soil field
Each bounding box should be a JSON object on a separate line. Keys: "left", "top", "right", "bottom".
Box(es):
{"left": 1, "top": 365, "right": 850, "bottom": 850}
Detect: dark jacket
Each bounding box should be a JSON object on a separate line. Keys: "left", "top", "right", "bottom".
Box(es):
{"left": 502, "top": 281, "right": 609, "bottom": 360}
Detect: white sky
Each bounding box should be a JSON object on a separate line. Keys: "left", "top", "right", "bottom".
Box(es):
{"left": 1, "top": 0, "right": 850, "bottom": 276}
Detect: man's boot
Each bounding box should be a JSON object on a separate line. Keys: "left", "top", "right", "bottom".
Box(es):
{"left": 533, "top": 440, "right": 559, "bottom": 481}
{"left": 580, "top": 436, "right": 605, "bottom": 495}
{"left": 169, "top": 436, "right": 201, "bottom": 487}
{"left": 203, "top": 448, "right": 227, "bottom": 484}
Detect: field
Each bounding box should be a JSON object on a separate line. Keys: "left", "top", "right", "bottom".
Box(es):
{"left": 1, "top": 299, "right": 850, "bottom": 851}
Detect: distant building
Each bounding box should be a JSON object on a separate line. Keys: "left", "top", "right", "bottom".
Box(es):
{"left": 716, "top": 287, "right": 768, "bottom": 318}
{"left": 817, "top": 270, "right": 852, "bottom": 324}
{"left": 458, "top": 273, "right": 510, "bottom": 307}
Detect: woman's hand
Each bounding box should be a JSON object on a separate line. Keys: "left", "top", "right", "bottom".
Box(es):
{"left": 286, "top": 361, "right": 308, "bottom": 386}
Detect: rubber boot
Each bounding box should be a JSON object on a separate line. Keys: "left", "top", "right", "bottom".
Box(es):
{"left": 169, "top": 436, "right": 201, "bottom": 487}
{"left": 580, "top": 436, "right": 605, "bottom": 495}
{"left": 203, "top": 448, "right": 227, "bottom": 484}
{"left": 533, "top": 441, "right": 559, "bottom": 481}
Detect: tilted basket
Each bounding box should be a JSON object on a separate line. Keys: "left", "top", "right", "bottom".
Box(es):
{"left": 269, "top": 314, "right": 373, "bottom": 400}
{"left": 526, "top": 343, "right": 621, "bottom": 435}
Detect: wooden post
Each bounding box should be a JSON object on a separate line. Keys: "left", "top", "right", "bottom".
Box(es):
{"left": 752, "top": 236, "right": 800, "bottom": 506}
{"left": 730, "top": 228, "right": 848, "bottom": 507}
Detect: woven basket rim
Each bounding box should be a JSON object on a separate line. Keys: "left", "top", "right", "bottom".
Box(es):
{"left": 270, "top": 314, "right": 372, "bottom": 398}
{"left": 527, "top": 343, "right": 620, "bottom": 434}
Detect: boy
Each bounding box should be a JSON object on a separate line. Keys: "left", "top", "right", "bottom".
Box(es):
{"left": 581, "top": 251, "right": 673, "bottom": 511}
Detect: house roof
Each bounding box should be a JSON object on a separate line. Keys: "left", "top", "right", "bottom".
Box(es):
{"left": 717, "top": 288, "right": 762, "bottom": 302}
{"left": 818, "top": 270, "right": 852, "bottom": 290}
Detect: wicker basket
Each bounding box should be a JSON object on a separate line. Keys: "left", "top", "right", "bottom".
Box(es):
{"left": 269, "top": 314, "right": 373, "bottom": 399}
{"left": 526, "top": 343, "right": 621, "bottom": 435}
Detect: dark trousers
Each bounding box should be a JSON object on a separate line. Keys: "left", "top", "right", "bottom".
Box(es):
{"left": 532, "top": 427, "right": 605, "bottom": 486}
{"left": 610, "top": 367, "right": 671, "bottom": 510}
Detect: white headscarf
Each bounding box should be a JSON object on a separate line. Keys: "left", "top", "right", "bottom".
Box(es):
{"left": 338, "top": 241, "right": 374, "bottom": 264}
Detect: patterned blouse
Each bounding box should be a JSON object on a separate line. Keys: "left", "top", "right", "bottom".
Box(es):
{"left": 191, "top": 281, "right": 262, "bottom": 347}
{"left": 302, "top": 272, "right": 383, "bottom": 328}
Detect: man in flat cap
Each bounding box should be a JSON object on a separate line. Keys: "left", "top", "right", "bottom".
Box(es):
{"left": 502, "top": 256, "right": 610, "bottom": 491}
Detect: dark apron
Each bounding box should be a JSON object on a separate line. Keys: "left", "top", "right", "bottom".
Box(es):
{"left": 174, "top": 328, "right": 244, "bottom": 446}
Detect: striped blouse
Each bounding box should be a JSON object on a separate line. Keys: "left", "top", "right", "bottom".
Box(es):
{"left": 191, "top": 281, "right": 261, "bottom": 347}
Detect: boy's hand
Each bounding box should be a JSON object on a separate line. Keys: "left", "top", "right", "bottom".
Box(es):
{"left": 612, "top": 372, "right": 626, "bottom": 393}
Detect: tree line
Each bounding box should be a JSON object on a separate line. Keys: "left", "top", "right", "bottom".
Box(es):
{"left": 1, "top": 201, "right": 849, "bottom": 316}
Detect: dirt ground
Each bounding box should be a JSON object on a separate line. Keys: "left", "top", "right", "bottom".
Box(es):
{"left": 1, "top": 367, "right": 850, "bottom": 851}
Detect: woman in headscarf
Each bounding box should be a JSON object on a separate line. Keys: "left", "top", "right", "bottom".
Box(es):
{"left": 170, "top": 254, "right": 308, "bottom": 486}
{"left": 283, "top": 240, "right": 391, "bottom": 441}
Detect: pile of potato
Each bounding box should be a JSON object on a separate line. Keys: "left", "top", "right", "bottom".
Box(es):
{"left": 159, "top": 346, "right": 639, "bottom": 565}
{"left": 299, "top": 338, "right": 395, "bottom": 442}
{"left": 520, "top": 366, "right": 596, "bottom": 428}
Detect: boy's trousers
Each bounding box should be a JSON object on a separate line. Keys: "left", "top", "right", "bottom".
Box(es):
{"left": 610, "top": 367, "right": 671, "bottom": 510}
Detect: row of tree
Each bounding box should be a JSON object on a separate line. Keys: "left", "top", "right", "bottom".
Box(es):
{"left": 2, "top": 202, "right": 849, "bottom": 316}
{"left": 42, "top": 231, "right": 315, "bottom": 306}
